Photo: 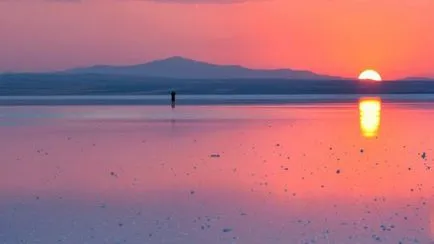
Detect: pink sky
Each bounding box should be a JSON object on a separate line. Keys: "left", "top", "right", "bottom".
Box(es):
{"left": 1, "top": 0, "right": 434, "bottom": 79}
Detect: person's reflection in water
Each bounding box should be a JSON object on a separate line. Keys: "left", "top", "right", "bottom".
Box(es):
{"left": 170, "top": 90, "right": 176, "bottom": 109}
{"left": 359, "top": 97, "right": 381, "bottom": 138}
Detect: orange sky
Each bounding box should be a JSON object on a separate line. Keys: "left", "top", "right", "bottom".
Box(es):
{"left": 1, "top": 0, "right": 433, "bottom": 79}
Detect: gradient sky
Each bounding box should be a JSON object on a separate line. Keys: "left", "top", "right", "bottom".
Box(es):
{"left": 1, "top": 0, "right": 434, "bottom": 79}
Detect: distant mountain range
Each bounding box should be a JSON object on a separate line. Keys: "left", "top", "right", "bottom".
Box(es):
{"left": 1, "top": 56, "right": 434, "bottom": 97}
{"left": 66, "top": 56, "right": 343, "bottom": 80}
{"left": 402, "top": 76, "right": 434, "bottom": 81}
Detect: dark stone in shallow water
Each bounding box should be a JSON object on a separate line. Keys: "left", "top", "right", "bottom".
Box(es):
{"left": 222, "top": 228, "right": 233, "bottom": 233}
{"left": 421, "top": 152, "right": 427, "bottom": 159}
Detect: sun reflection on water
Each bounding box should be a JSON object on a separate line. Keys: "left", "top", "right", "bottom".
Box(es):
{"left": 359, "top": 97, "right": 381, "bottom": 138}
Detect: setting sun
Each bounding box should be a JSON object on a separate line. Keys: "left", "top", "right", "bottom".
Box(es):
{"left": 358, "top": 70, "right": 382, "bottom": 81}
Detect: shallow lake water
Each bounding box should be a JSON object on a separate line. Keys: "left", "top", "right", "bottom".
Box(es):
{"left": 1, "top": 98, "right": 434, "bottom": 243}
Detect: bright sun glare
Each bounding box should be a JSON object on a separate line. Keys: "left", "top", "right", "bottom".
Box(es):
{"left": 358, "top": 69, "right": 382, "bottom": 81}
{"left": 359, "top": 98, "right": 381, "bottom": 138}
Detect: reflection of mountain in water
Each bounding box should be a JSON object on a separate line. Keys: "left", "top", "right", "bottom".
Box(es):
{"left": 359, "top": 97, "right": 381, "bottom": 138}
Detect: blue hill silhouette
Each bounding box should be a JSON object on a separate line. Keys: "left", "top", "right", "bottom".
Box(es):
{"left": 0, "top": 57, "right": 433, "bottom": 96}
{"left": 66, "top": 56, "right": 342, "bottom": 80}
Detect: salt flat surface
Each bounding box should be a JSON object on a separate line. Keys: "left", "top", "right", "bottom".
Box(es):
{"left": 1, "top": 100, "right": 434, "bottom": 244}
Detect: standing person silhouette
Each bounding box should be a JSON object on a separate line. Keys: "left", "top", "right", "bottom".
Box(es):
{"left": 170, "top": 90, "right": 176, "bottom": 108}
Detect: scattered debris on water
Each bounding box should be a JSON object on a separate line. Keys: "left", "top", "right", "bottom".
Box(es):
{"left": 222, "top": 228, "right": 233, "bottom": 233}
{"left": 421, "top": 152, "right": 427, "bottom": 160}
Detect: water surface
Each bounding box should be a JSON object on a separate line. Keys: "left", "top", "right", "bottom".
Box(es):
{"left": 1, "top": 99, "right": 434, "bottom": 244}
